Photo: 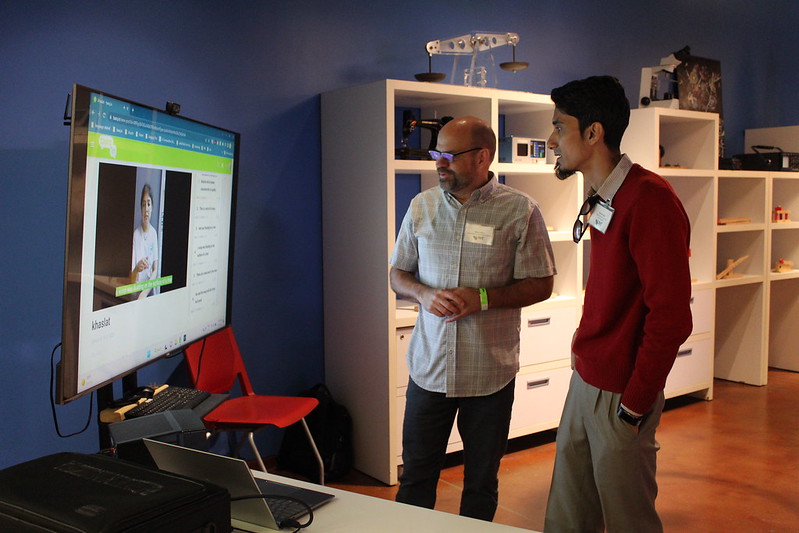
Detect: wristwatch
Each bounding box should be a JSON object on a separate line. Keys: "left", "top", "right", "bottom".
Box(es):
{"left": 616, "top": 404, "right": 643, "bottom": 427}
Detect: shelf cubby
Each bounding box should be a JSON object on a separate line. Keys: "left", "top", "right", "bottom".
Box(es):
{"left": 624, "top": 108, "right": 718, "bottom": 170}
{"left": 714, "top": 283, "right": 767, "bottom": 385}
{"left": 769, "top": 227, "right": 799, "bottom": 274}
{"left": 546, "top": 240, "right": 580, "bottom": 304}
{"left": 771, "top": 175, "right": 799, "bottom": 219}
{"left": 663, "top": 174, "right": 716, "bottom": 284}
{"left": 716, "top": 230, "right": 766, "bottom": 283}
{"left": 718, "top": 174, "right": 767, "bottom": 225}
{"left": 768, "top": 277, "right": 799, "bottom": 371}
{"left": 504, "top": 172, "right": 579, "bottom": 239}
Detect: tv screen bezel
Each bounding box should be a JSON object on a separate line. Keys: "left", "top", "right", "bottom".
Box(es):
{"left": 57, "top": 84, "right": 239, "bottom": 405}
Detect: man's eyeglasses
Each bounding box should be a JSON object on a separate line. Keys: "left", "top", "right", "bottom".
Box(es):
{"left": 573, "top": 195, "right": 600, "bottom": 243}
{"left": 429, "top": 147, "right": 482, "bottom": 162}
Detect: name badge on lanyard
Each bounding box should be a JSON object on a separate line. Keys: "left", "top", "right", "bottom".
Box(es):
{"left": 588, "top": 199, "right": 614, "bottom": 234}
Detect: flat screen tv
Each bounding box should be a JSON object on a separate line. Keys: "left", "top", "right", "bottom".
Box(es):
{"left": 57, "top": 85, "right": 239, "bottom": 405}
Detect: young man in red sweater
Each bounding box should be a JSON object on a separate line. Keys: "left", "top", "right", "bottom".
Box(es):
{"left": 543, "top": 76, "right": 693, "bottom": 533}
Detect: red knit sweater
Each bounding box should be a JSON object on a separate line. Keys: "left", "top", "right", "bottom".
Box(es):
{"left": 573, "top": 164, "right": 693, "bottom": 414}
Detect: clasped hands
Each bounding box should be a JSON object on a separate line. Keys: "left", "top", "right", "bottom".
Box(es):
{"left": 421, "top": 286, "right": 481, "bottom": 322}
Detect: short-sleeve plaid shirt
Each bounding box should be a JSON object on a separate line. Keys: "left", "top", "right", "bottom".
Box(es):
{"left": 390, "top": 174, "right": 556, "bottom": 397}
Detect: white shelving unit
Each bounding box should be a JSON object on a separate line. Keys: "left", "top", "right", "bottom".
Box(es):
{"left": 323, "top": 82, "right": 719, "bottom": 485}
{"left": 742, "top": 126, "right": 799, "bottom": 372}
{"left": 623, "top": 107, "right": 799, "bottom": 389}
{"left": 714, "top": 171, "right": 769, "bottom": 385}
{"left": 768, "top": 173, "right": 799, "bottom": 371}
{"left": 322, "top": 80, "right": 583, "bottom": 485}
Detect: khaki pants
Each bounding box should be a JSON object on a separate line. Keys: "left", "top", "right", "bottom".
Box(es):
{"left": 544, "top": 371, "right": 665, "bottom": 533}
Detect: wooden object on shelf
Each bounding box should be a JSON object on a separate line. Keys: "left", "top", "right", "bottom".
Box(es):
{"left": 774, "top": 258, "right": 794, "bottom": 273}
{"left": 716, "top": 255, "right": 749, "bottom": 280}
{"left": 773, "top": 206, "right": 792, "bottom": 223}
{"left": 717, "top": 217, "right": 752, "bottom": 225}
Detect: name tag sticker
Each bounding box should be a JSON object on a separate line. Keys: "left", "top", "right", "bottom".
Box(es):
{"left": 464, "top": 222, "right": 494, "bottom": 245}
{"left": 588, "top": 200, "right": 615, "bottom": 234}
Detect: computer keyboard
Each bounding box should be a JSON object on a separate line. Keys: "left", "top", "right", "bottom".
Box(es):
{"left": 266, "top": 496, "right": 311, "bottom": 523}
{"left": 125, "top": 386, "right": 211, "bottom": 419}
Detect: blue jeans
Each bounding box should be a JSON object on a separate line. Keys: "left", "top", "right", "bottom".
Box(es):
{"left": 396, "top": 377, "right": 515, "bottom": 521}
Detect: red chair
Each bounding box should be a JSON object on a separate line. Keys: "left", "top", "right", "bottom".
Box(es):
{"left": 184, "top": 326, "right": 325, "bottom": 484}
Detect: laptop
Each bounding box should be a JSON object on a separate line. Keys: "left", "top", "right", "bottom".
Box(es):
{"left": 142, "top": 439, "right": 334, "bottom": 531}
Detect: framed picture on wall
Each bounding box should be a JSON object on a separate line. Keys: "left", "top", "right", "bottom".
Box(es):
{"left": 675, "top": 52, "right": 725, "bottom": 155}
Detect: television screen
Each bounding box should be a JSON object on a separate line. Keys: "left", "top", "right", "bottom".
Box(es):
{"left": 57, "top": 85, "right": 239, "bottom": 404}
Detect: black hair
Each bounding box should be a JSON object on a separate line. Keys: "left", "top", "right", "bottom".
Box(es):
{"left": 550, "top": 75, "right": 630, "bottom": 151}
{"left": 140, "top": 182, "right": 152, "bottom": 205}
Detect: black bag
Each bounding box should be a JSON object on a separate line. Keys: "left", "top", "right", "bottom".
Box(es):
{"left": 278, "top": 383, "right": 354, "bottom": 483}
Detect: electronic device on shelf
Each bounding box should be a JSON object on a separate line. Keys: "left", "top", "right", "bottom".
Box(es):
{"left": 57, "top": 85, "right": 240, "bottom": 410}
{"left": 499, "top": 136, "right": 546, "bottom": 164}
{"left": 732, "top": 145, "right": 799, "bottom": 172}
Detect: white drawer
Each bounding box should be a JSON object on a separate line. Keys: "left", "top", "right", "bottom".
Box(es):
{"left": 396, "top": 327, "right": 412, "bottom": 389}
{"left": 519, "top": 307, "right": 577, "bottom": 366}
{"left": 665, "top": 338, "right": 713, "bottom": 397}
{"left": 510, "top": 366, "right": 572, "bottom": 431}
{"left": 690, "top": 289, "right": 714, "bottom": 335}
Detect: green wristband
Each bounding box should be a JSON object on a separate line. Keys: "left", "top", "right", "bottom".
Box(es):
{"left": 479, "top": 288, "right": 488, "bottom": 311}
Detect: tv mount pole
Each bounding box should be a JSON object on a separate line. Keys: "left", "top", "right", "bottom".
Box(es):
{"left": 97, "top": 372, "right": 139, "bottom": 450}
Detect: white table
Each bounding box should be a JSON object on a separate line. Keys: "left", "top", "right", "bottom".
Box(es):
{"left": 254, "top": 471, "right": 538, "bottom": 532}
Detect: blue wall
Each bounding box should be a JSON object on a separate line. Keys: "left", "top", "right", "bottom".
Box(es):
{"left": 2, "top": 0, "right": 798, "bottom": 470}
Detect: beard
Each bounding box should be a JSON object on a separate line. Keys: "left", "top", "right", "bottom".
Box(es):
{"left": 437, "top": 167, "right": 462, "bottom": 193}
{"left": 554, "top": 161, "right": 576, "bottom": 181}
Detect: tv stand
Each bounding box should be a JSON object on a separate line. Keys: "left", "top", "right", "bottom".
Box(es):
{"left": 97, "top": 373, "right": 139, "bottom": 449}
{"left": 97, "top": 379, "right": 228, "bottom": 450}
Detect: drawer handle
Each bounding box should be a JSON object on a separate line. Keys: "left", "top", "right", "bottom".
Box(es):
{"left": 677, "top": 348, "right": 693, "bottom": 358}
{"left": 690, "top": 296, "right": 695, "bottom": 305}
{"left": 527, "top": 378, "right": 550, "bottom": 390}
{"left": 527, "top": 317, "right": 551, "bottom": 328}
